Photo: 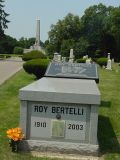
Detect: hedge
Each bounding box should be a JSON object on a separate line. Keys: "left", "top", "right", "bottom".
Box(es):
{"left": 97, "top": 57, "right": 107, "bottom": 67}
{"left": 76, "top": 58, "right": 86, "bottom": 63}
{"left": 23, "top": 59, "right": 50, "bottom": 79}
{"left": 22, "top": 50, "right": 47, "bottom": 61}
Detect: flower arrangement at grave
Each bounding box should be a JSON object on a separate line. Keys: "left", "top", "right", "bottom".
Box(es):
{"left": 7, "top": 127, "right": 24, "bottom": 152}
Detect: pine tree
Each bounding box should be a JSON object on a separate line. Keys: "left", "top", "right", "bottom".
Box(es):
{"left": 0, "top": 0, "right": 9, "bottom": 37}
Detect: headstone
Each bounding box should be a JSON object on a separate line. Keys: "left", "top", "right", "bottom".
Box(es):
{"left": 69, "top": 49, "right": 74, "bottom": 63}
{"left": 19, "top": 77, "right": 100, "bottom": 156}
{"left": 83, "top": 55, "right": 88, "bottom": 59}
{"left": 57, "top": 55, "right": 61, "bottom": 62}
{"left": 53, "top": 52, "right": 59, "bottom": 61}
{"left": 19, "top": 56, "right": 101, "bottom": 158}
{"left": 62, "top": 57, "right": 66, "bottom": 62}
{"left": 86, "top": 58, "right": 91, "bottom": 64}
{"left": 45, "top": 61, "right": 99, "bottom": 83}
{"left": 106, "top": 53, "right": 112, "bottom": 70}
{"left": 112, "top": 58, "right": 114, "bottom": 63}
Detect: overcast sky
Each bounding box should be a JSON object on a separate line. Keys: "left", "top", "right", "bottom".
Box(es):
{"left": 4, "top": 0, "right": 119, "bottom": 42}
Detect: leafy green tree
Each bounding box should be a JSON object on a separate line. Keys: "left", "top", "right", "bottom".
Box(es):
{"left": 81, "top": 4, "right": 108, "bottom": 51}
{"left": 46, "top": 4, "right": 120, "bottom": 60}
{"left": 17, "top": 37, "right": 44, "bottom": 49}
{"left": 13, "top": 46, "right": 23, "bottom": 55}
{"left": 74, "top": 37, "right": 89, "bottom": 58}
{"left": 61, "top": 39, "right": 75, "bottom": 57}
{"left": 0, "top": 0, "right": 9, "bottom": 38}
{"left": 47, "top": 13, "right": 81, "bottom": 55}
{"left": 0, "top": 35, "right": 17, "bottom": 54}
{"left": 17, "top": 37, "right": 34, "bottom": 48}
{"left": 105, "top": 7, "right": 120, "bottom": 60}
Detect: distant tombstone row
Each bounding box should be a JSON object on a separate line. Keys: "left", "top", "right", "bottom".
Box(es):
{"left": 53, "top": 49, "right": 74, "bottom": 63}
{"left": 53, "top": 51, "right": 112, "bottom": 71}
{"left": 53, "top": 49, "right": 93, "bottom": 65}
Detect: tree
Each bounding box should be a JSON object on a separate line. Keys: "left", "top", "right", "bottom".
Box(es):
{"left": 61, "top": 39, "right": 75, "bottom": 57}
{"left": 81, "top": 4, "right": 109, "bottom": 51}
{"left": 46, "top": 4, "right": 120, "bottom": 60}
{"left": 13, "top": 47, "right": 23, "bottom": 55}
{"left": 105, "top": 7, "right": 120, "bottom": 61}
{"left": 74, "top": 37, "right": 89, "bottom": 58}
{"left": 0, "top": 35, "right": 17, "bottom": 54}
{"left": 17, "top": 37, "right": 44, "bottom": 49}
{"left": 0, "top": 0, "right": 9, "bottom": 38}
{"left": 47, "top": 13, "right": 81, "bottom": 55}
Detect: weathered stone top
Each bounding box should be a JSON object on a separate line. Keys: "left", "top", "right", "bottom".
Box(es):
{"left": 19, "top": 77, "right": 100, "bottom": 105}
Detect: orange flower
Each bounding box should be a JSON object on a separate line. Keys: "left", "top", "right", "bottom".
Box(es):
{"left": 7, "top": 127, "right": 24, "bottom": 141}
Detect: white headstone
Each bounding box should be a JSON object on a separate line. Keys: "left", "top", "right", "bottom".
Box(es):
{"left": 53, "top": 52, "right": 59, "bottom": 61}
{"left": 106, "top": 53, "right": 112, "bottom": 70}
{"left": 86, "top": 58, "right": 91, "bottom": 64}
{"left": 112, "top": 58, "right": 114, "bottom": 63}
{"left": 69, "top": 49, "right": 74, "bottom": 63}
{"left": 70, "top": 49, "right": 74, "bottom": 58}
{"left": 57, "top": 55, "right": 61, "bottom": 62}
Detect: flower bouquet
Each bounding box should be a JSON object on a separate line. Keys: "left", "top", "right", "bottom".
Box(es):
{"left": 7, "top": 127, "right": 24, "bottom": 152}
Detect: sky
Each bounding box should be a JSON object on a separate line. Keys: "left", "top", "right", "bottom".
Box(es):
{"left": 4, "top": 0, "right": 119, "bottom": 42}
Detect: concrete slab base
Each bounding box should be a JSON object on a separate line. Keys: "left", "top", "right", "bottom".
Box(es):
{"left": 19, "top": 140, "right": 99, "bottom": 157}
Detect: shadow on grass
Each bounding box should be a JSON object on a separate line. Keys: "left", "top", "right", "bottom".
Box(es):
{"left": 100, "top": 100, "right": 111, "bottom": 108}
{"left": 98, "top": 115, "right": 120, "bottom": 155}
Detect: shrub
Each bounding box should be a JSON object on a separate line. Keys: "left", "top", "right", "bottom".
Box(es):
{"left": 76, "top": 58, "right": 86, "bottom": 63}
{"left": 23, "top": 59, "right": 50, "bottom": 79}
{"left": 97, "top": 57, "right": 107, "bottom": 67}
{"left": 13, "top": 47, "right": 23, "bottom": 55}
{"left": 48, "top": 54, "right": 54, "bottom": 60}
{"left": 0, "top": 54, "right": 11, "bottom": 59}
{"left": 22, "top": 50, "right": 47, "bottom": 61}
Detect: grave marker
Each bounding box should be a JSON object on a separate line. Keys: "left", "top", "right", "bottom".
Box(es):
{"left": 45, "top": 61, "right": 99, "bottom": 83}
{"left": 19, "top": 77, "right": 100, "bottom": 156}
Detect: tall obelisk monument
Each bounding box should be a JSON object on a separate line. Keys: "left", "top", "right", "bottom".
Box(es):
{"left": 34, "top": 19, "right": 41, "bottom": 50}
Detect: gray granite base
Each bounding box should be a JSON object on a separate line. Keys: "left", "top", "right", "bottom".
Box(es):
{"left": 19, "top": 140, "right": 99, "bottom": 156}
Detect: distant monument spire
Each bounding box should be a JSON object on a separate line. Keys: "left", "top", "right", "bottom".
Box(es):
{"left": 35, "top": 19, "right": 40, "bottom": 46}
{"left": 34, "top": 19, "right": 41, "bottom": 50}
{"left": 24, "top": 19, "right": 41, "bottom": 53}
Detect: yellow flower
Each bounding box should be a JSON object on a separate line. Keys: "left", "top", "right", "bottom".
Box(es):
{"left": 7, "top": 127, "right": 24, "bottom": 141}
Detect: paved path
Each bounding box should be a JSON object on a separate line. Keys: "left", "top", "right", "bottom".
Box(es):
{"left": 0, "top": 57, "right": 23, "bottom": 85}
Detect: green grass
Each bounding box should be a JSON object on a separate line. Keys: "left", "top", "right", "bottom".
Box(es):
{"left": 0, "top": 70, "right": 54, "bottom": 160}
{"left": 98, "top": 63, "right": 120, "bottom": 159}
{"left": 0, "top": 64, "right": 120, "bottom": 159}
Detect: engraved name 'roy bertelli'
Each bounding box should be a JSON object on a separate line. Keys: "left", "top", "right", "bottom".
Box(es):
{"left": 34, "top": 105, "right": 84, "bottom": 115}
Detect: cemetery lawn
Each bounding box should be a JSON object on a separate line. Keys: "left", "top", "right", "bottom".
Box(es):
{"left": 0, "top": 64, "right": 120, "bottom": 160}
{"left": 98, "top": 63, "right": 120, "bottom": 160}
{"left": 0, "top": 70, "right": 54, "bottom": 160}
